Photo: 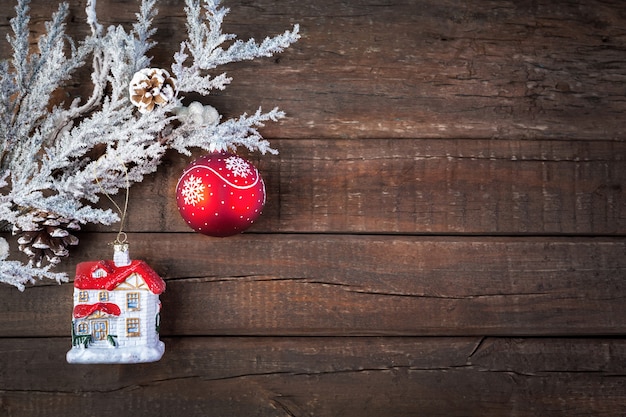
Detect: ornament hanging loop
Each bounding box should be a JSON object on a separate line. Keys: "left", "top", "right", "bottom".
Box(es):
{"left": 114, "top": 231, "right": 128, "bottom": 246}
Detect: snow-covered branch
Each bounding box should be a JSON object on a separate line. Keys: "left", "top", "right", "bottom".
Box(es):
{"left": 0, "top": 0, "right": 299, "bottom": 288}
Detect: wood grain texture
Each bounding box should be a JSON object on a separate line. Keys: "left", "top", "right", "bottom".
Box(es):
{"left": 1, "top": 0, "right": 625, "bottom": 415}
{"left": 4, "top": 0, "right": 626, "bottom": 140}
{"left": 1, "top": 233, "right": 624, "bottom": 337}
{"left": 0, "top": 337, "right": 624, "bottom": 417}
{"left": 150, "top": 0, "right": 626, "bottom": 140}
{"left": 114, "top": 139, "right": 626, "bottom": 234}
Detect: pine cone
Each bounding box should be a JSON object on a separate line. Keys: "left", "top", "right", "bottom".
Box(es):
{"left": 12, "top": 211, "right": 80, "bottom": 267}
{"left": 129, "top": 68, "right": 176, "bottom": 114}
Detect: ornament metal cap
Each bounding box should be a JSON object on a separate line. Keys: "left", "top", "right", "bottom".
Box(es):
{"left": 113, "top": 242, "right": 131, "bottom": 267}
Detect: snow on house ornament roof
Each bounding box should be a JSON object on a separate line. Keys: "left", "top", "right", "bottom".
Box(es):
{"left": 74, "top": 259, "right": 165, "bottom": 294}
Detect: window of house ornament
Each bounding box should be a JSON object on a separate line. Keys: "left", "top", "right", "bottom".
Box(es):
{"left": 126, "top": 318, "right": 140, "bottom": 337}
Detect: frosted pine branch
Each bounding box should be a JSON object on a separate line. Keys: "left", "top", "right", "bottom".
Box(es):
{"left": 170, "top": 107, "right": 283, "bottom": 155}
{"left": 0, "top": 0, "right": 299, "bottom": 289}
{"left": 173, "top": 0, "right": 300, "bottom": 92}
{"left": 132, "top": 0, "right": 158, "bottom": 69}
{"left": 0, "top": 237, "right": 66, "bottom": 292}
{"left": 0, "top": 260, "right": 68, "bottom": 292}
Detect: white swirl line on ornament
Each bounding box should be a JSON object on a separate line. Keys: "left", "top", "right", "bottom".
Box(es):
{"left": 178, "top": 164, "right": 260, "bottom": 190}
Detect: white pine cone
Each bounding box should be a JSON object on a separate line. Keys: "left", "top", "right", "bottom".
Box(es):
{"left": 12, "top": 211, "right": 80, "bottom": 267}
{"left": 129, "top": 68, "right": 177, "bottom": 114}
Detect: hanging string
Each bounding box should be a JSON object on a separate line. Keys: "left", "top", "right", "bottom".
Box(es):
{"left": 94, "top": 158, "right": 130, "bottom": 245}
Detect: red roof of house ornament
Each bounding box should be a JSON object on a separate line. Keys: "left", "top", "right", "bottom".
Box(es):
{"left": 74, "top": 259, "right": 166, "bottom": 294}
{"left": 73, "top": 302, "right": 122, "bottom": 318}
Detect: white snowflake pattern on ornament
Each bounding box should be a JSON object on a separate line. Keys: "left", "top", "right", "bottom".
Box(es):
{"left": 181, "top": 175, "right": 205, "bottom": 206}
{"left": 225, "top": 156, "right": 252, "bottom": 178}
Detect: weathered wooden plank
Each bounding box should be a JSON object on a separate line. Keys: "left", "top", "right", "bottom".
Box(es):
{"left": 0, "top": 337, "right": 624, "bottom": 416}
{"left": 3, "top": 0, "right": 626, "bottom": 140}
{"left": 1, "top": 234, "right": 624, "bottom": 337}
{"left": 113, "top": 139, "right": 626, "bottom": 234}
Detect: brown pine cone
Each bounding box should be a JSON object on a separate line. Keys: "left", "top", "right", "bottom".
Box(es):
{"left": 13, "top": 211, "right": 80, "bottom": 267}
{"left": 129, "top": 68, "right": 176, "bottom": 114}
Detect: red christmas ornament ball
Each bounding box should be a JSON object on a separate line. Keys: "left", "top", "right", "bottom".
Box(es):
{"left": 176, "top": 152, "right": 266, "bottom": 237}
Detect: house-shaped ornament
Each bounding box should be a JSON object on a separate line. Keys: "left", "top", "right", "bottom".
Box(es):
{"left": 66, "top": 244, "right": 165, "bottom": 364}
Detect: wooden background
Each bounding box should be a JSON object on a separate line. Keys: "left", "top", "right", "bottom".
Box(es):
{"left": 1, "top": 0, "right": 626, "bottom": 415}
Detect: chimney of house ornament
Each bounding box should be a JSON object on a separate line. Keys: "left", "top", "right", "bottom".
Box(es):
{"left": 113, "top": 243, "right": 131, "bottom": 267}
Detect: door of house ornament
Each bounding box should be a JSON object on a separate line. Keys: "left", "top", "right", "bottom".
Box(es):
{"left": 92, "top": 320, "right": 108, "bottom": 341}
